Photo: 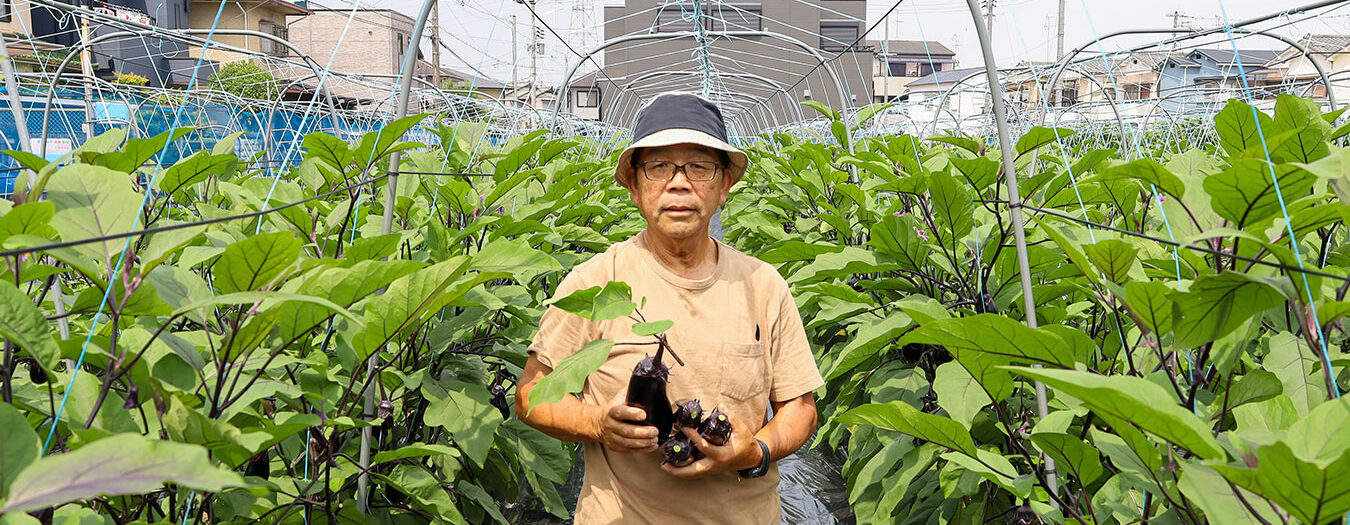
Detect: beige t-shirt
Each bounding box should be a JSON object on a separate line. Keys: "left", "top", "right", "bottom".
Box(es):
{"left": 529, "top": 231, "right": 825, "bottom": 525}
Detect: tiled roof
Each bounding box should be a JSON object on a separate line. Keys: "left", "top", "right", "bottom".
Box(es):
{"left": 863, "top": 39, "right": 956, "bottom": 57}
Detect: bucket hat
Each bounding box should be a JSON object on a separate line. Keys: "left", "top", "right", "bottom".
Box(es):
{"left": 614, "top": 92, "right": 749, "bottom": 189}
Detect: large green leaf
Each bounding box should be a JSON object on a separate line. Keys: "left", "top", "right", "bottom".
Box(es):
{"left": 1179, "top": 464, "right": 1281, "bottom": 525}
{"left": 1204, "top": 160, "right": 1317, "bottom": 229}
{"left": 1265, "top": 331, "right": 1330, "bottom": 416}
{"left": 385, "top": 464, "right": 466, "bottom": 524}
{"left": 1287, "top": 397, "right": 1350, "bottom": 463}
{"left": 1090, "top": 158, "right": 1186, "bottom": 199}
{"left": 214, "top": 231, "right": 302, "bottom": 294}
{"left": 1215, "top": 99, "right": 1276, "bottom": 157}
{"left": 1123, "top": 280, "right": 1174, "bottom": 337}
{"left": 1030, "top": 432, "right": 1103, "bottom": 484}
{"left": 91, "top": 128, "right": 192, "bottom": 173}
{"left": 424, "top": 379, "right": 504, "bottom": 467}
{"left": 0, "top": 434, "right": 243, "bottom": 514}
{"left": 1212, "top": 442, "right": 1350, "bottom": 525}
{"left": 898, "top": 314, "right": 1079, "bottom": 403}
{"left": 838, "top": 401, "right": 977, "bottom": 456}
{"left": 787, "top": 246, "right": 901, "bottom": 284}
{"left": 927, "top": 171, "right": 974, "bottom": 248}
{"left": 526, "top": 339, "right": 614, "bottom": 413}
{"left": 45, "top": 164, "right": 142, "bottom": 269}
{"left": 158, "top": 151, "right": 237, "bottom": 197}
{"left": 822, "top": 311, "right": 913, "bottom": 381}
{"left": 931, "top": 361, "right": 991, "bottom": 428}
{"left": 470, "top": 238, "right": 563, "bottom": 284}
{"left": 1006, "top": 367, "right": 1225, "bottom": 460}
{"left": 0, "top": 403, "right": 39, "bottom": 499}
{"left": 545, "top": 281, "right": 636, "bottom": 322}
{"left": 1015, "top": 127, "right": 1075, "bottom": 158}
{"left": 1084, "top": 239, "right": 1137, "bottom": 284}
{"left": 353, "top": 113, "right": 430, "bottom": 170}
{"left": 1170, "top": 271, "right": 1284, "bottom": 349}
{"left": 350, "top": 257, "right": 502, "bottom": 360}
{"left": 0, "top": 280, "right": 61, "bottom": 375}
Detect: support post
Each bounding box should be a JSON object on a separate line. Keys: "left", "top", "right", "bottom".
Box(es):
{"left": 964, "top": 0, "right": 1060, "bottom": 506}
{"left": 360, "top": 0, "right": 438, "bottom": 513}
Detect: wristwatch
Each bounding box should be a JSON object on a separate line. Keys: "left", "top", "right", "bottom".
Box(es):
{"left": 738, "top": 439, "right": 771, "bottom": 479}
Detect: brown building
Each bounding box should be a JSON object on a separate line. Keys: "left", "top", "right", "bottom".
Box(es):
{"left": 567, "top": 0, "right": 874, "bottom": 133}
{"left": 188, "top": 0, "right": 309, "bottom": 63}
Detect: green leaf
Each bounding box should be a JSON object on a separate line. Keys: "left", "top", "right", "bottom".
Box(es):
{"left": 1215, "top": 99, "right": 1276, "bottom": 157}
{"left": 1124, "top": 280, "right": 1174, "bottom": 337}
{"left": 1030, "top": 433, "right": 1103, "bottom": 484}
{"left": 1204, "top": 160, "right": 1317, "bottom": 229}
{"left": 0, "top": 434, "right": 244, "bottom": 514}
{"left": 45, "top": 164, "right": 142, "bottom": 269}
{"left": 526, "top": 339, "right": 614, "bottom": 414}
{"left": 838, "top": 401, "right": 977, "bottom": 456}
{"left": 1091, "top": 158, "right": 1186, "bottom": 199}
{"left": 1287, "top": 397, "right": 1350, "bottom": 463}
{"left": 927, "top": 171, "right": 974, "bottom": 248}
{"left": 787, "top": 246, "right": 901, "bottom": 284}
{"left": 926, "top": 134, "right": 981, "bottom": 154}
{"left": 1179, "top": 464, "right": 1281, "bottom": 525}
{"left": 822, "top": 311, "right": 914, "bottom": 381}
{"left": 1005, "top": 367, "right": 1226, "bottom": 460}
{"left": 1084, "top": 239, "right": 1137, "bottom": 284}
{"left": 1212, "top": 442, "right": 1350, "bottom": 525}
{"left": 424, "top": 380, "right": 504, "bottom": 467}
{"left": 899, "top": 314, "right": 1079, "bottom": 403}
{"left": 471, "top": 238, "right": 563, "bottom": 284}
{"left": 353, "top": 113, "right": 430, "bottom": 169}
{"left": 386, "top": 464, "right": 466, "bottom": 524}
{"left": 1211, "top": 369, "right": 1282, "bottom": 414}
{"left": 1170, "top": 271, "right": 1284, "bottom": 349}
{"left": 158, "top": 151, "right": 237, "bottom": 197}
{"left": 632, "top": 320, "right": 673, "bottom": 336}
{"left": 756, "top": 240, "right": 843, "bottom": 264}
{"left": 214, "top": 231, "right": 302, "bottom": 294}
{"left": 92, "top": 127, "right": 192, "bottom": 173}
{"left": 1265, "top": 331, "right": 1330, "bottom": 416}
{"left": 801, "top": 100, "right": 841, "bottom": 121}
{"left": 172, "top": 291, "right": 360, "bottom": 324}
{"left": 1015, "top": 127, "right": 1075, "bottom": 158}
{"left": 948, "top": 156, "right": 1000, "bottom": 191}
{"left": 302, "top": 131, "right": 354, "bottom": 172}
{"left": 457, "top": 480, "right": 510, "bottom": 525}
{"left": 2, "top": 150, "right": 49, "bottom": 174}
{"left": 372, "top": 443, "right": 460, "bottom": 465}
{"left": 545, "top": 281, "right": 635, "bottom": 322}
{"left": 351, "top": 258, "right": 501, "bottom": 360}
{"left": 0, "top": 280, "right": 61, "bottom": 375}
{"left": 932, "top": 361, "right": 992, "bottom": 428}
{"left": 0, "top": 403, "right": 39, "bottom": 498}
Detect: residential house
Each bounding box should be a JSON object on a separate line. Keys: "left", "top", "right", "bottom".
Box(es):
{"left": 566, "top": 69, "right": 602, "bottom": 120}
{"left": 866, "top": 39, "right": 956, "bottom": 103}
{"left": 2, "top": 0, "right": 66, "bottom": 73}
{"left": 1253, "top": 34, "right": 1350, "bottom": 105}
{"left": 28, "top": 0, "right": 194, "bottom": 87}
{"left": 593, "top": 0, "right": 874, "bottom": 133}
{"left": 1156, "top": 48, "right": 1278, "bottom": 110}
{"left": 901, "top": 66, "right": 986, "bottom": 121}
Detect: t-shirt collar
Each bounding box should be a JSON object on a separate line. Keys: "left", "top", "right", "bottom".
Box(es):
{"left": 634, "top": 230, "right": 724, "bottom": 291}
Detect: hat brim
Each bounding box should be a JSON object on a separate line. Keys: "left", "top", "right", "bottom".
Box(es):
{"left": 613, "top": 128, "right": 749, "bottom": 189}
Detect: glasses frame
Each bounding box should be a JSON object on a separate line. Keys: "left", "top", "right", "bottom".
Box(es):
{"left": 637, "top": 160, "right": 724, "bottom": 182}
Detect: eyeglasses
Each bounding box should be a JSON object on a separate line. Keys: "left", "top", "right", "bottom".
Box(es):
{"left": 637, "top": 160, "right": 723, "bottom": 182}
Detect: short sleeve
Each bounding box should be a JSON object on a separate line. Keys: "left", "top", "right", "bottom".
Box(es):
{"left": 767, "top": 284, "right": 824, "bottom": 402}
{"left": 528, "top": 269, "right": 595, "bottom": 370}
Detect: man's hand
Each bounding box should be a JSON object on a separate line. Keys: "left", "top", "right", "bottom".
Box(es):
{"left": 595, "top": 390, "right": 660, "bottom": 454}
{"left": 661, "top": 406, "right": 762, "bottom": 479}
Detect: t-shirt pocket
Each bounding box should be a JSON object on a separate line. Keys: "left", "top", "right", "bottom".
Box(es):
{"left": 718, "top": 342, "right": 766, "bottom": 401}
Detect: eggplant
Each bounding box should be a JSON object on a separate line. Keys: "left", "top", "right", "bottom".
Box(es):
{"left": 625, "top": 336, "right": 684, "bottom": 444}
{"left": 489, "top": 384, "right": 510, "bottom": 419}
{"left": 699, "top": 409, "right": 732, "bottom": 447}
{"left": 673, "top": 399, "right": 704, "bottom": 430}
{"left": 662, "top": 434, "right": 701, "bottom": 467}
{"left": 245, "top": 451, "right": 270, "bottom": 479}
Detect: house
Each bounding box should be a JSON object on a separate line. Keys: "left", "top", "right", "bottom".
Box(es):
{"left": 566, "top": 70, "right": 603, "bottom": 120}
{"left": 28, "top": 0, "right": 194, "bottom": 87}
{"left": 2, "top": 0, "right": 66, "bottom": 74}
{"left": 901, "top": 66, "right": 987, "bottom": 121}
{"left": 1156, "top": 48, "right": 1278, "bottom": 110}
{"left": 866, "top": 39, "right": 957, "bottom": 103}
{"left": 186, "top": 0, "right": 309, "bottom": 63}
{"left": 1253, "top": 34, "right": 1350, "bottom": 104}
{"left": 591, "top": 0, "right": 874, "bottom": 132}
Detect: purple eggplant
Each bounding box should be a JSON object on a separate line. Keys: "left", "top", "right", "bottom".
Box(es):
{"left": 700, "top": 409, "right": 732, "bottom": 447}
{"left": 662, "top": 434, "right": 702, "bottom": 467}
{"left": 625, "top": 336, "right": 684, "bottom": 444}
{"left": 673, "top": 399, "right": 704, "bottom": 430}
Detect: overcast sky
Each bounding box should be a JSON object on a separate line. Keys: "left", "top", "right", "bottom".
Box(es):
{"left": 339, "top": 0, "right": 1344, "bottom": 87}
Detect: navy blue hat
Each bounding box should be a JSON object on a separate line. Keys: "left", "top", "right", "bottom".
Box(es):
{"left": 615, "top": 92, "right": 749, "bottom": 188}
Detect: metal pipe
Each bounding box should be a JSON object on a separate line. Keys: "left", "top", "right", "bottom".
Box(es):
{"left": 964, "top": 0, "right": 1060, "bottom": 506}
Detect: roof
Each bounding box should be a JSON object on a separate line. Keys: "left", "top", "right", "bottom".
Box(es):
{"left": 569, "top": 70, "right": 602, "bottom": 88}
{"left": 1189, "top": 48, "right": 1279, "bottom": 67}
{"left": 906, "top": 66, "right": 985, "bottom": 88}
{"left": 863, "top": 39, "right": 956, "bottom": 57}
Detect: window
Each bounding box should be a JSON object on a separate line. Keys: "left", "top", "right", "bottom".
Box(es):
{"left": 259, "top": 20, "right": 288, "bottom": 56}
{"left": 1058, "top": 86, "right": 1078, "bottom": 106}
{"left": 887, "top": 62, "right": 906, "bottom": 76}
{"left": 655, "top": 8, "right": 697, "bottom": 32}
{"left": 819, "top": 21, "right": 859, "bottom": 51}
{"left": 917, "top": 63, "right": 934, "bottom": 77}
{"left": 576, "top": 89, "right": 599, "bottom": 108}
{"left": 0, "top": 0, "right": 11, "bottom": 22}
{"left": 709, "top": 5, "right": 761, "bottom": 31}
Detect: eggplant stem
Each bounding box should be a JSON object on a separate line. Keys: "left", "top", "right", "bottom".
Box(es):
{"left": 657, "top": 335, "right": 685, "bottom": 367}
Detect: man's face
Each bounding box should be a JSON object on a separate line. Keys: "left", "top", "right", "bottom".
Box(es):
{"left": 628, "top": 144, "right": 732, "bottom": 243}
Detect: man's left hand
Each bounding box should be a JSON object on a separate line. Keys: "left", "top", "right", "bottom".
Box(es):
{"left": 661, "top": 406, "right": 762, "bottom": 479}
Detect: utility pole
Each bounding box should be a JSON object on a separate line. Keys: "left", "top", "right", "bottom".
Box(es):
{"left": 983, "top": 0, "right": 995, "bottom": 40}
{"left": 1167, "top": 10, "right": 1187, "bottom": 29}
{"left": 430, "top": 0, "right": 441, "bottom": 90}
{"left": 511, "top": 15, "right": 518, "bottom": 105}
{"left": 1056, "top": 0, "right": 1066, "bottom": 60}
{"left": 531, "top": 8, "right": 539, "bottom": 108}
{"left": 883, "top": 12, "right": 890, "bottom": 104}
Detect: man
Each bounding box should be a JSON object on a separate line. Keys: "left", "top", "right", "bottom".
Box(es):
{"left": 516, "top": 92, "right": 823, "bottom": 524}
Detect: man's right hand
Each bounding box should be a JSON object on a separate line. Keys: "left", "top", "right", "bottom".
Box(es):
{"left": 594, "top": 390, "right": 660, "bottom": 454}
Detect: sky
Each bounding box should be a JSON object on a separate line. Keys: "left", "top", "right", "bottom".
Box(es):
{"left": 326, "top": 0, "right": 1346, "bottom": 88}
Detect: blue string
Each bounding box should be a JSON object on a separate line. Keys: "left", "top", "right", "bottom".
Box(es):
{"left": 42, "top": 0, "right": 233, "bottom": 456}
{"left": 180, "top": 491, "right": 195, "bottom": 525}
{"left": 1214, "top": 0, "right": 1340, "bottom": 400}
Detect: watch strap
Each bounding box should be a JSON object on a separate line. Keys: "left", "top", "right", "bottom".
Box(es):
{"left": 738, "top": 439, "right": 771, "bottom": 478}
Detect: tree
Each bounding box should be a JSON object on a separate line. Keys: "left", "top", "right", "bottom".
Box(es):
{"left": 208, "top": 60, "right": 279, "bottom": 101}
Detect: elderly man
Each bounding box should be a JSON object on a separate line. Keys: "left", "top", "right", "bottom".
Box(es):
{"left": 516, "top": 92, "right": 823, "bottom": 524}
